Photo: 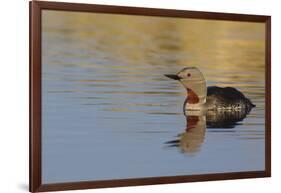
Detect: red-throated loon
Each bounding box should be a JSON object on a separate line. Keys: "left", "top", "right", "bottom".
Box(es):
{"left": 165, "top": 67, "right": 255, "bottom": 112}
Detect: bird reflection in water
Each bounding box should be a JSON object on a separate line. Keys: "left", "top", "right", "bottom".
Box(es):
{"left": 165, "top": 108, "right": 252, "bottom": 154}
{"left": 164, "top": 67, "right": 255, "bottom": 154}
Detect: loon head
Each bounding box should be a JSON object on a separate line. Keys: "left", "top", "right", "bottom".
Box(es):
{"left": 165, "top": 67, "right": 207, "bottom": 107}
{"left": 165, "top": 67, "right": 205, "bottom": 88}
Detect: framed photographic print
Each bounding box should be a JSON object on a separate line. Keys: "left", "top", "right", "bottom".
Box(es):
{"left": 30, "top": 1, "right": 271, "bottom": 192}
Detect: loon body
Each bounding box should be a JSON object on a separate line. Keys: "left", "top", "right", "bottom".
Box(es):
{"left": 205, "top": 86, "right": 255, "bottom": 111}
{"left": 165, "top": 67, "right": 255, "bottom": 112}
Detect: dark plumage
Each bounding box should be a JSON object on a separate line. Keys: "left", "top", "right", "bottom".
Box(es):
{"left": 206, "top": 86, "right": 255, "bottom": 111}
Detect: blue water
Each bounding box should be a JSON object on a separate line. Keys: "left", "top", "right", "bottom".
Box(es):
{"left": 41, "top": 10, "right": 265, "bottom": 184}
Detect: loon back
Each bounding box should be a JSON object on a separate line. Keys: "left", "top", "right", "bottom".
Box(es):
{"left": 206, "top": 86, "right": 255, "bottom": 111}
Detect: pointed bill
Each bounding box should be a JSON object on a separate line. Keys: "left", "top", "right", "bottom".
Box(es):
{"left": 164, "top": 74, "right": 181, "bottom": 80}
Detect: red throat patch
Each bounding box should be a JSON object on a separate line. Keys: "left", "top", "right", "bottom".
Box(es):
{"left": 186, "top": 88, "right": 200, "bottom": 104}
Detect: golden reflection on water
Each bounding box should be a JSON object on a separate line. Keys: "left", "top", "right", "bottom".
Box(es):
{"left": 43, "top": 12, "right": 265, "bottom": 98}
{"left": 42, "top": 10, "right": 265, "bottom": 75}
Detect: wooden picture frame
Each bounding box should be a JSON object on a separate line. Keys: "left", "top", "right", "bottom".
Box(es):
{"left": 30, "top": 1, "right": 271, "bottom": 192}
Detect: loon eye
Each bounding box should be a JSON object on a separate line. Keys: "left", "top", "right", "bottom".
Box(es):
{"left": 187, "top": 73, "right": 191, "bottom": 77}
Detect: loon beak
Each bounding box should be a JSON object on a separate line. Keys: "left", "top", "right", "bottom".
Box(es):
{"left": 164, "top": 74, "right": 181, "bottom": 80}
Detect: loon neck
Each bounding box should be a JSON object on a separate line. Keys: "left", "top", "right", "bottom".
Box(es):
{"left": 183, "top": 84, "right": 207, "bottom": 111}
{"left": 186, "top": 87, "right": 207, "bottom": 106}
{"left": 186, "top": 88, "right": 200, "bottom": 104}
{"left": 180, "top": 77, "right": 207, "bottom": 110}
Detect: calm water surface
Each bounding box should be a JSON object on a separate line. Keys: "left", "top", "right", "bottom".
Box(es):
{"left": 42, "top": 11, "right": 265, "bottom": 183}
